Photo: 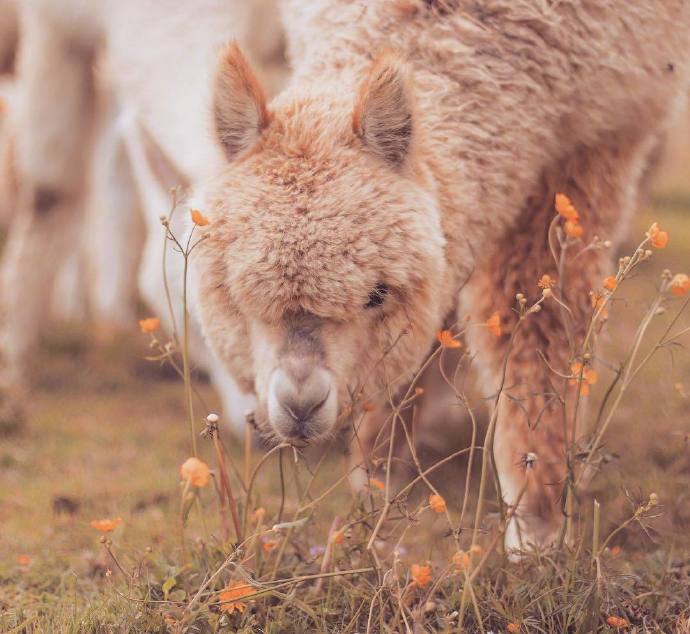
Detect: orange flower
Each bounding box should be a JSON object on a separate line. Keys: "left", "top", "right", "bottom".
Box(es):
{"left": 584, "top": 368, "right": 598, "bottom": 385}
{"left": 139, "top": 317, "right": 160, "bottom": 333}
{"left": 362, "top": 401, "right": 377, "bottom": 412}
{"left": 369, "top": 478, "right": 385, "bottom": 491}
{"left": 610, "top": 545, "right": 622, "bottom": 557}
{"left": 218, "top": 582, "right": 254, "bottom": 614}
{"left": 333, "top": 530, "right": 345, "bottom": 545}
{"left": 564, "top": 219, "right": 584, "bottom": 239}
{"left": 603, "top": 276, "right": 618, "bottom": 291}
{"left": 90, "top": 517, "right": 123, "bottom": 533}
{"left": 469, "top": 544, "right": 483, "bottom": 557}
{"left": 180, "top": 457, "right": 210, "bottom": 487}
{"left": 647, "top": 222, "right": 668, "bottom": 249}
{"left": 486, "top": 311, "right": 502, "bottom": 337}
{"left": 16, "top": 555, "right": 31, "bottom": 566}
{"left": 507, "top": 623, "right": 521, "bottom": 634}
{"left": 261, "top": 538, "right": 280, "bottom": 553}
{"left": 538, "top": 274, "right": 556, "bottom": 289}
{"left": 452, "top": 550, "right": 470, "bottom": 571}
{"left": 570, "top": 362, "right": 598, "bottom": 396}
{"left": 606, "top": 615, "right": 630, "bottom": 629}
{"left": 591, "top": 292, "right": 610, "bottom": 320}
{"left": 670, "top": 273, "right": 690, "bottom": 297}
{"left": 554, "top": 193, "right": 579, "bottom": 221}
{"left": 190, "top": 208, "right": 210, "bottom": 226}
{"left": 410, "top": 564, "right": 432, "bottom": 588}
{"left": 436, "top": 329, "right": 462, "bottom": 349}
{"left": 429, "top": 493, "right": 446, "bottom": 513}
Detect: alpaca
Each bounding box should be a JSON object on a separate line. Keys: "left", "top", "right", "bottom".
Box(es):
{"left": 0, "top": 0, "right": 285, "bottom": 431}
{"left": 192, "top": 0, "right": 690, "bottom": 552}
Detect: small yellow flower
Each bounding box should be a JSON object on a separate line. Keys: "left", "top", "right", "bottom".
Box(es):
{"left": 538, "top": 274, "right": 556, "bottom": 289}
{"left": 261, "top": 538, "right": 280, "bottom": 553}
{"left": 570, "top": 362, "right": 598, "bottom": 396}
{"left": 591, "top": 292, "right": 609, "bottom": 319}
{"left": 410, "top": 564, "right": 432, "bottom": 588}
{"left": 452, "top": 550, "right": 470, "bottom": 571}
{"left": 670, "top": 273, "right": 689, "bottom": 297}
{"left": 428, "top": 493, "right": 446, "bottom": 513}
{"left": 603, "top": 276, "right": 618, "bottom": 291}
{"left": 564, "top": 219, "right": 584, "bottom": 239}
{"left": 606, "top": 615, "right": 630, "bottom": 629}
{"left": 138, "top": 317, "right": 160, "bottom": 333}
{"left": 190, "top": 208, "right": 210, "bottom": 226}
{"left": 647, "top": 222, "right": 668, "bottom": 249}
{"left": 554, "top": 193, "right": 579, "bottom": 221}
{"left": 436, "top": 329, "right": 462, "bottom": 348}
{"left": 486, "top": 311, "right": 502, "bottom": 337}
{"left": 180, "top": 457, "right": 210, "bottom": 487}
{"left": 90, "top": 517, "right": 123, "bottom": 533}
{"left": 369, "top": 478, "right": 385, "bottom": 491}
{"left": 218, "top": 582, "right": 254, "bottom": 614}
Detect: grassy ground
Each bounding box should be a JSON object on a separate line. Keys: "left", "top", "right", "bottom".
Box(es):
{"left": 1, "top": 157, "right": 689, "bottom": 631}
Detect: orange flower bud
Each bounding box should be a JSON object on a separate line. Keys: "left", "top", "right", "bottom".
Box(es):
{"left": 410, "top": 564, "right": 432, "bottom": 588}
{"left": 554, "top": 193, "right": 579, "bottom": 221}
{"left": 486, "top": 311, "right": 502, "bottom": 337}
{"left": 603, "top": 276, "right": 618, "bottom": 291}
{"left": 90, "top": 517, "right": 123, "bottom": 533}
{"left": 564, "top": 219, "right": 584, "bottom": 239}
{"left": 180, "top": 457, "right": 210, "bottom": 487}
{"left": 436, "top": 329, "right": 462, "bottom": 348}
{"left": 670, "top": 273, "right": 689, "bottom": 296}
{"left": 190, "top": 208, "right": 210, "bottom": 226}
{"left": 139, "top": 317, "right": 160, "bottom": 333}
{"left": 429, "top": 493, "right": 446, "bottom": 513}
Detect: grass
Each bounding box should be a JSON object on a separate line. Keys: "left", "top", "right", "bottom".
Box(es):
{"left": 1, "top": 180, "right": 689, "bottom": 632}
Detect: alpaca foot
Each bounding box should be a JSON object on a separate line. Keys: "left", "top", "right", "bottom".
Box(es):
{"left": 504, "top": 513, "right": 563, "bottom": 561}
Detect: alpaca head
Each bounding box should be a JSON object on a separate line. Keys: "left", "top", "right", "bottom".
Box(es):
{"left": 194, "top": 43, "right": 448, "bottom": 443}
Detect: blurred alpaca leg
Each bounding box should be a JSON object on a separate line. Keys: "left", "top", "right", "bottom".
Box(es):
{"left": 84, "top": 90, "right": 143, "bottom": 334}
{"left": 0, "top": 0, "right": 17, "bottom": 76}
{"left": 0, "top": 7, "right": 95, "bottom": 426}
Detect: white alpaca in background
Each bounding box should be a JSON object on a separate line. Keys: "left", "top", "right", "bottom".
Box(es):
{"left": 0, "top": 0, "right": 286, "bottom": 431}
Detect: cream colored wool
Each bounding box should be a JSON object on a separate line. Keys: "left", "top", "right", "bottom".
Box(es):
{"left": 194, "top": 0, "right": 690, "bottom": 551}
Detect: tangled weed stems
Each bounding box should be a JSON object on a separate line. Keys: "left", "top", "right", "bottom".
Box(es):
{"left": 104, "top": 193, "right": 690, "bottom": 632}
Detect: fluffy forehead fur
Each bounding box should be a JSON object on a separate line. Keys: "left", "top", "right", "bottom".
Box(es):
{"left": 201, "top": 91, "right": 445, "bottom": 324}
{"left": 195, "top": 0, "right": 689, "bottom": 413}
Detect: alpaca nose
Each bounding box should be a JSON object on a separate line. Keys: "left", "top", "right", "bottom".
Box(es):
{"left": 267, "top": 359, "right": 337, "bottom": 441}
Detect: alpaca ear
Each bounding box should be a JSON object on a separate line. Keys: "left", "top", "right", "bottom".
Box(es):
{"left": 353, "top": 52, "right": 414, "bottom": 168}
{"left": 214, "top": 42, "right": 269, "bottom": 161}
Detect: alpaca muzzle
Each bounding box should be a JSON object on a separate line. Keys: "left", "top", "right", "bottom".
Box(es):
{"left": 267, "top": 357, "right": 338, "bottom": 442}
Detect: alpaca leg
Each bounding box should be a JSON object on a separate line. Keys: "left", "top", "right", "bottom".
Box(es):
{"left": 0, "top": 8, "right": 94, "bottom": 424}
{"left": 84, "top": 91, "right": 144, "bottom": 333}
{"left": 463, "top": 131, "right": 658, "bottom": 554}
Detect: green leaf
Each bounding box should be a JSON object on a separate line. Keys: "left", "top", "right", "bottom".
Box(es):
{"left": 162, "top": 576, "right": 176, "bottom": 598}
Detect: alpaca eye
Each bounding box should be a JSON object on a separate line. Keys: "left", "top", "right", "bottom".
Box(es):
{"left": 365, "top": 283, "right": 389, "bottom": 308}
